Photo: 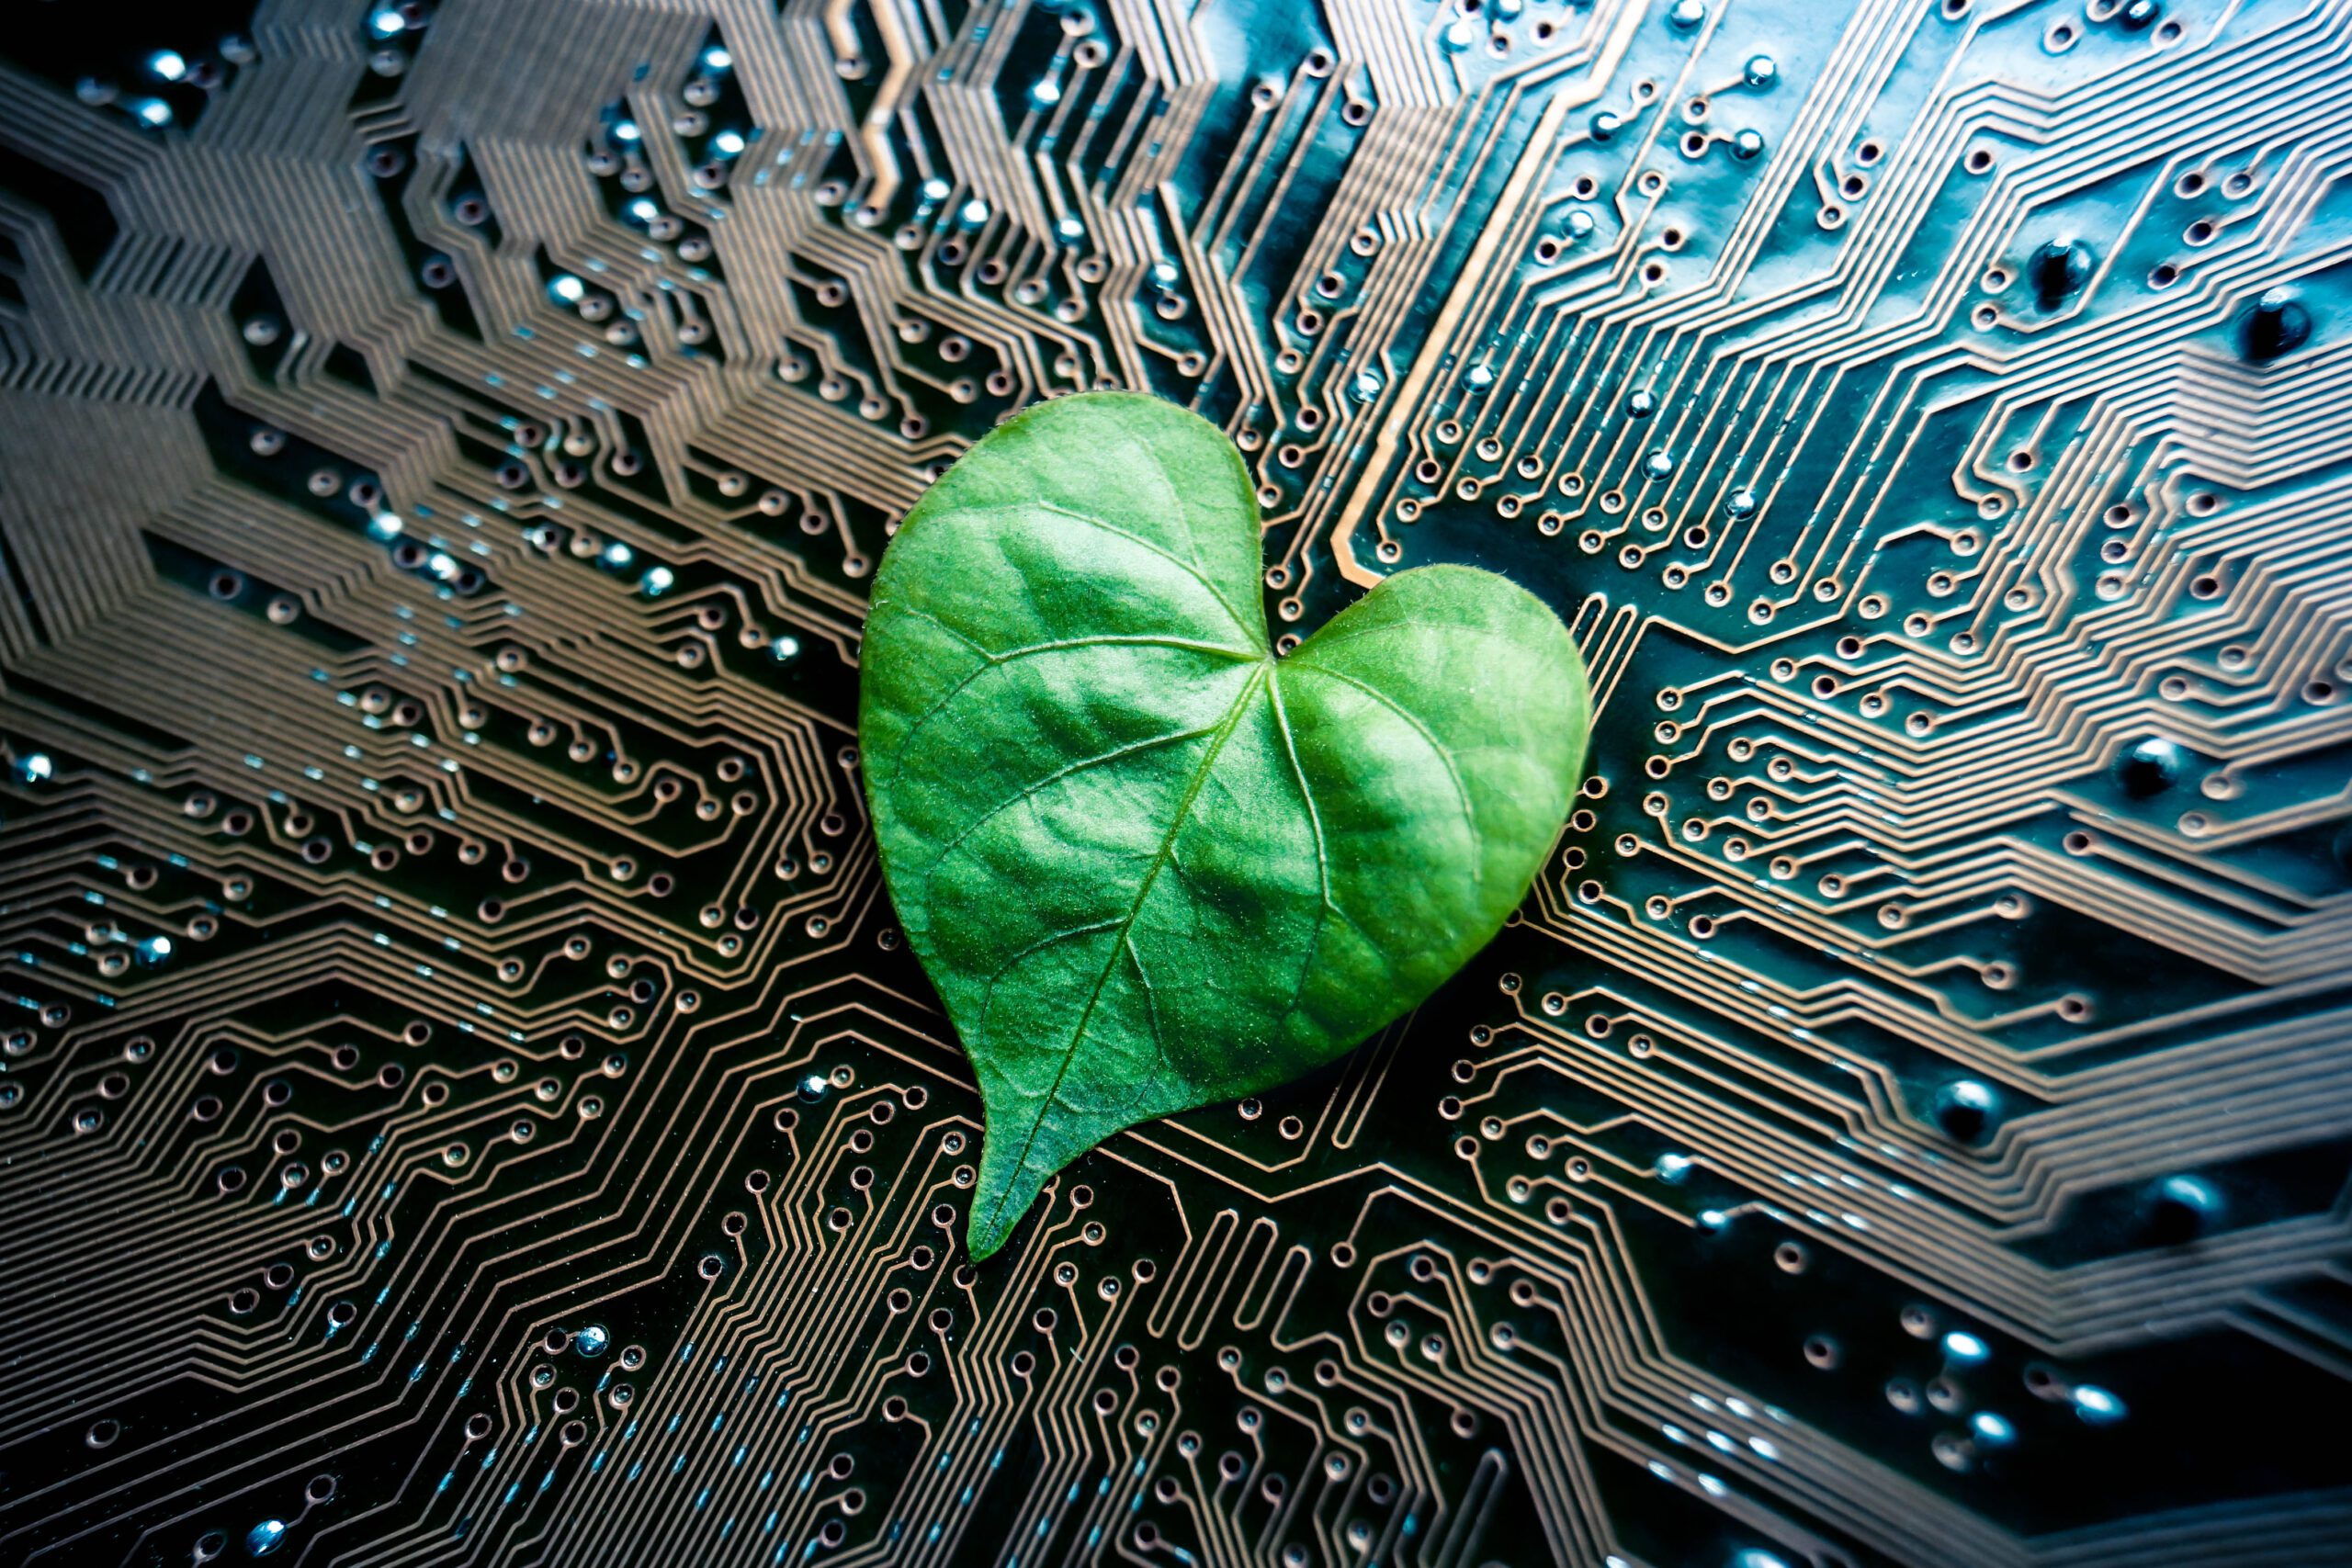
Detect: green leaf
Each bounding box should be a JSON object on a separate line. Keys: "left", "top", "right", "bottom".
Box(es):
{"left": 859, "top": 392, "right": 1591, "bottom": 1258}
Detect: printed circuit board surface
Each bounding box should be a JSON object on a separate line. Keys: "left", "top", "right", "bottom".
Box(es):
{"left": 2, "top": 0, "right": 2350, "bottom": 1563}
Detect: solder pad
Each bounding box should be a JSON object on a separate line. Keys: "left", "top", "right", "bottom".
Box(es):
{"left": 2, "top": 0, "right": 2349, "bottom": 1564}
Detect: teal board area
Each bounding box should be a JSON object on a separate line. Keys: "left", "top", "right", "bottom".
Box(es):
{"left": 2, "top": 0, "right": 2349, "bottom": 1563}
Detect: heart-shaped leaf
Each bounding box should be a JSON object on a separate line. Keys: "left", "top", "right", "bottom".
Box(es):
{"left": 860, "top": 393, "right": 1590, "bottom": 1258}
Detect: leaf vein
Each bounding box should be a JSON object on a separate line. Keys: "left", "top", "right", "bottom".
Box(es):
{"left": 913, "top": 719, "right": 1229, "bottom": 897}
{"left": 949, "top": 499, "right": 1261, "bottom": 646}
{"left": 1283, "top": 663, "right": 1484, "bottom": 883}
{"left": 875, "top": 599, "right": 1256, "bottom": 784}
{"left": 1265, "top": 673, "right": 1388, "bottom": 1032}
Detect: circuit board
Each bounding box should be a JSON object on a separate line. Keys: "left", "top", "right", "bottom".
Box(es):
{"left": 2, "top": 0, "right": 2349, "bottom": 1562}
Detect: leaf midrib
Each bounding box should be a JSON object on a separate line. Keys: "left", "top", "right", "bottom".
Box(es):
{"left": 970, "top": 623, "right": 1493, "bottom": 1240}
{"left": 976, "top": 660, "right": 1272, "bottom": 1241}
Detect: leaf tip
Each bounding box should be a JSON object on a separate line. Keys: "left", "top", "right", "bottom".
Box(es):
{"left": 963, "top": 1184, "right": 1031, "bottom": 1261}
{"left": 965, "top": 1212, "right": 1010, "bottom": 1261}
{"left": 965, "top": 1144, "right": 1051, "bottom": 1261}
